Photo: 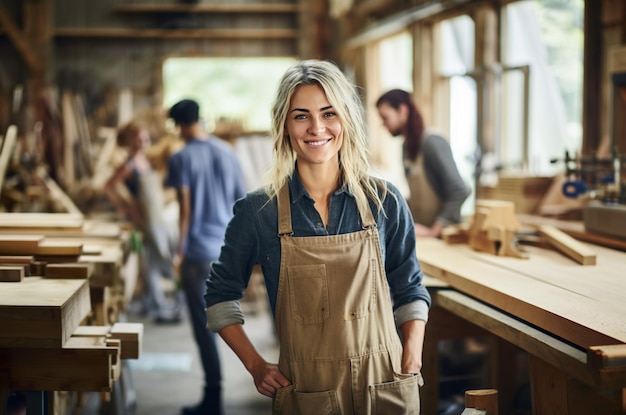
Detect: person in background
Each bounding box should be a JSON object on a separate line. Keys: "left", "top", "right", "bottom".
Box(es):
{"left": 204, "top": 60, "right": 431, "bottom": 414}
{"left": 376, "top": 89, "right": 470, "bottom": 237}
{"left": 165, "top": 99, "right": 247, "bottom": 415}
{"left": 104, "top": 120, "right": 182, "bottom": 324}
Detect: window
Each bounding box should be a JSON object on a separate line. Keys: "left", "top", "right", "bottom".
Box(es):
{"left": 439, "top": 15, "right": 477, "bottom": 216}
{"left": 162, "top": 57, "right": 296, "bottom": 132}
{"left": 502, "top": 0, "right": 584, "bottom": 174}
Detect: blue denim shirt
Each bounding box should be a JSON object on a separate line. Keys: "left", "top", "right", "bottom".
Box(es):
{"left": 205, "top": 170, "right": 431, "bottom": 332}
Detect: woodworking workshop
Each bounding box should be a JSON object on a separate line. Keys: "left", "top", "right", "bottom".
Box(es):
{"left": 0, "top": 0, "right": 625, "bottom": 415}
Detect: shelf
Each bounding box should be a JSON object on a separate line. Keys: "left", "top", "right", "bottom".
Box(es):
{"left": 54, "top": 27, "right": 298, "bottom": 40}
{"left": 114, "top": 4, "right": 299, "bottom": 14}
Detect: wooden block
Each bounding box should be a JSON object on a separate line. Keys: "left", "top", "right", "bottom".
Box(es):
{"left": 0, "top": 336, "right": 120, "bottom": 391}
{"left": 0, "top": 265, "right": 24, "bottom": 282}
{"left": 0, "top": 255, "right": 34, "bottom": 264}
{"left": 45, "top": 263, "right": 94, "bottom": 279}
{"left": 538, "top": 224, "right": 597, "bottom": 265}
{"left": 110, "top": 322, "right": 143, "bottom": 359}
{"left": 465, "top": 389, "right": 498, "bottom": 415}
{"left": 36, "top": 240, "right": 83, "bottom": 256}
{"left": 0, "top": 277, "right": 91, "bottom": 348}
{"left": 588, "top": 345, "right": 626, "bottom": 370}
{"left": 0, "top": 234, "right": 43, "bottom": 255}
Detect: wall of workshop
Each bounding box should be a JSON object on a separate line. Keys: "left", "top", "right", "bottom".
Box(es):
{"left": 1, "top": 0, "right": 300, "bottom": 135}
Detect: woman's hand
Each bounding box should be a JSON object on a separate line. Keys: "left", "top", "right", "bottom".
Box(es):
{"left": 249, "top": 358, "right": 291, "bottom": 397}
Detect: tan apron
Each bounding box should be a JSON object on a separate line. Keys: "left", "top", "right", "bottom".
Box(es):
{"left": 405, "top": 148, "right": 442, "bottom": 227}
{"left": 272, "top": 184, "right": 422, "bottom": 415}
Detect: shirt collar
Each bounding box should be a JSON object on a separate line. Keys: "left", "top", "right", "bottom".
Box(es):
{"left": 288, "top": 166, "right": 352, "bottom": 205}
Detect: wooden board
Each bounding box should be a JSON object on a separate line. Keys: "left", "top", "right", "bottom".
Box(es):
{"left": 45, "top": 263, "right": 94, "bottom": 279}
{"left": 0, "top": 234, "right": 43, "bottom": 255}
{"left": 0, "top": 277, "right": 91, "bottom": 348}
{"left": 0, "top": 336, "right": 120, "bottom": 391}
{"left": 417, "top": 237, "right": 626, "bottom": 348}
{"left": 0, "top": 265, "right": 24, "bottom": 282}
{"left": 0, "top": 212, "right": 84, "bottom": 229}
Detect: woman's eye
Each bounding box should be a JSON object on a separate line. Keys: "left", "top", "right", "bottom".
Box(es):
{"left": 294, "top": 113, "right": 307, "bottom": 120}
{"left": 323, "top": 111, "right": 336, "bottom": 118}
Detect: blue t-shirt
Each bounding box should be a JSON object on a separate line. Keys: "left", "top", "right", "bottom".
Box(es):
{"left": 165, "top": 137, "right": 247, "bottom": 262}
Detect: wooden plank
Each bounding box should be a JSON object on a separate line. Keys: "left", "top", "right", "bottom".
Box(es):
{"left": 110, "top": 322, "right": 143, "bottom": 359}
{"left": 0, "top": 212, "right": 84, "bottom": 229}
{"left": 518, "top": 214, "right": 626, "bottom": 252}
{"left": 538, "top": 224, "right": 597, "bottom": 265}
{"left": 0, "top": 265, "right": 24, "bottom": 282}
{"left": 418, "top": 238, "right": 626, "bottom": 347}
{"left": 36, "top": 239, "right": 83, "bottom": 256}
{"left": 54, "top": 28, "right": 298, "bottom": 39}
{"left": 0, "top": 234, "right": 43, "bottom": 255}
{"left": 0, "top": 255, "right": 34, "bottom": 264}
{"left": 36, "top": 167, "right": 83, "bottom": 215}
{"left": 0, "top": 8, "right": 41, "bottom": 72}
{"left": 0, "top": 336, "right": 119, "bottom": 391}
{"left": 114, "top": 3, "right": 299, "bottom": 13}
{"left": 433, "top": 290, "right": 598, "bottom": 387}
{"left": 0, "top": 125, "right": 17, "bottom": 191}
{"left": 45, "top": 263, "right": 94, "bottom": 279}
{"left": 0, "top": 277, "right": 91, "bottom": 348}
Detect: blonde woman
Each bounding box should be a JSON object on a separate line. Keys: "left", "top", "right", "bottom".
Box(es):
{"left": 205, "top": 60, "right": 430, "bottom": 414}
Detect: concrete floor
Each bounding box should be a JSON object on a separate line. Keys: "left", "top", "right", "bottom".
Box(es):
{"left": 95, "top": 306, "right": 278, "bottom": 415}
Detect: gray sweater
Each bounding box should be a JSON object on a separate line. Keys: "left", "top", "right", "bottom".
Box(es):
{"left": 411, "top": 132, "right": 470, "bottom": 225}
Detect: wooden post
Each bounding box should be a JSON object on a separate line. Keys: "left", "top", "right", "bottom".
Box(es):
{"left": 465, "top": 389, "right": 498, "bottom": 415}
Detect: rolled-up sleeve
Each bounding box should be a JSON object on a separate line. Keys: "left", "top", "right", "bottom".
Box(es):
{"left": 206, "top": 301, "right": 244, "bottom": 332}
{"left": 381, "top": 184, "right": 431, "bottom": 321}
{"left": 204, "top": 195, "right": 260, "bottom": 331}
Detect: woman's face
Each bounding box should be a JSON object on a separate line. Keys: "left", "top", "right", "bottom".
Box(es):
{"left": 377, "top": 101, "right": 406, "bottom": 137}
{"left": 132, "top": 129, "right": 151, "bottom": 152}
{"left": 285, "top": 84, "right": 343, "bottom": 168}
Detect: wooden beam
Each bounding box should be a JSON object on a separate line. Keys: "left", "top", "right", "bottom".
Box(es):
{"left": 54, "top": 28, "right": 298, "bottom": 40}
{"left": 0, "top": 5, "right": 42, "bottom": 73}
{"left": 114, "top": 4, "right": 299, "bottom": 13}
{"left": 0, "top": 277, "right": 91, "bottom": 348}
{"left": 537, "top": 224, "right": 597, "bottom": 265}
{"left": 0, "top": 336, "right": 119, "bottom": 392}
{"left": 0, "top": 125, "right": 17, "bottom": 192}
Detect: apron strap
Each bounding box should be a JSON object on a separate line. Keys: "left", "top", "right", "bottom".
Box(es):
{"left": 359, "top": 199, "right": 376, "bottom": 229}
{"left": 277, "top": 183, "right": 293, "bottom": 236}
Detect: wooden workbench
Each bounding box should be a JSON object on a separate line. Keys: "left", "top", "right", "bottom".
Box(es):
{"left": 418, "top": 236, "right": 626, "bottom": 414}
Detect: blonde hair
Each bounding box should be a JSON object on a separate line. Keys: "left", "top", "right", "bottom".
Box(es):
{"left": 265, "top": 59, "right": 390, "bottom": 216}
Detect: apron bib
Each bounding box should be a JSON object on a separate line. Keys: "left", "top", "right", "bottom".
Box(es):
{"left": 272, "top": 184, "right": 421, "bottom": 415}
{"left": 405, "top": 147, "right": 442, "bottom": 227}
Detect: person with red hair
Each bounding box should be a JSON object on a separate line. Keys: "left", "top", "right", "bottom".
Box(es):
{"left": 376, "top": 89, "right": 470, "bottom": 237}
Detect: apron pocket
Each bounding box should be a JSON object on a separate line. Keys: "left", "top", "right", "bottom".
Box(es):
{"left": 369, "top": 373, "right": 421, "bottom": 415}
{"left": 273, "top": 384, "right": 340, "bottom": 415}
{"left": 287, "top": 264, "right": 329, "bottom": 324}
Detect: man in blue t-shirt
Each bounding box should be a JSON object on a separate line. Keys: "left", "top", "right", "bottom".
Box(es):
{"left": 166, "top": 99, "right": 247, "bottom": 415}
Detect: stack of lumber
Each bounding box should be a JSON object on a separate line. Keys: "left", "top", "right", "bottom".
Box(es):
{"left": 0, "top": 211, "right": 142, "bottom": 414}
{"left": 0, "top": 212, "right": 138, "bottom": 326}
{"left": 479, "top": 174, "right": 552, "bottom": 214}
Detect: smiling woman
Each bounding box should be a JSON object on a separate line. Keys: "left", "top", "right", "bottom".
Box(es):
{"left": 203, "top": 59, "right": 432, "bottom": 415}
{"left": 162, "top": 57, "right": 296, "bottom": 133}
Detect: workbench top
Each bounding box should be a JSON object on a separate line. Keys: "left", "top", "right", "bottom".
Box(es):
{"left": 416, "top": 237, "right": 626, "bottom": 348}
